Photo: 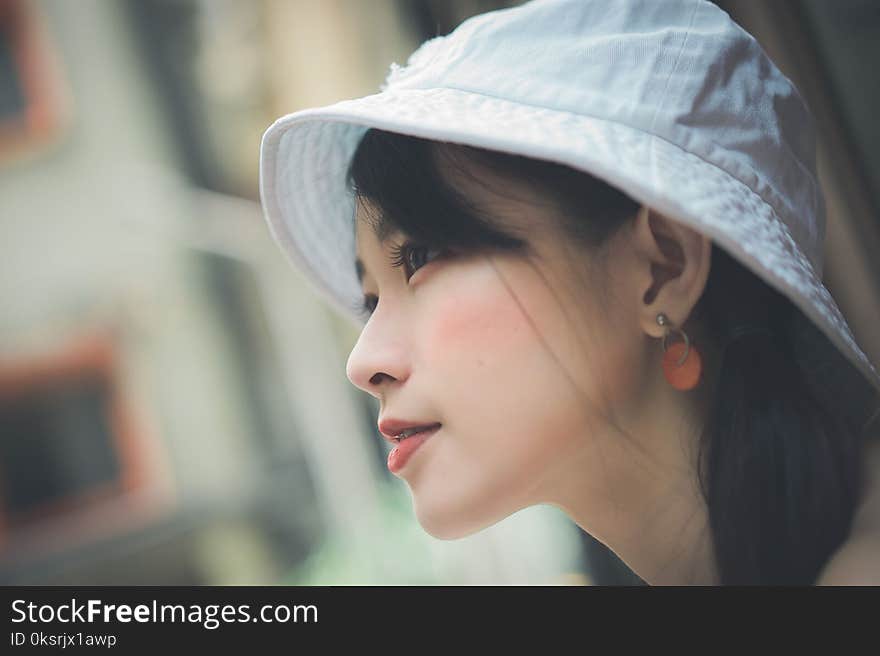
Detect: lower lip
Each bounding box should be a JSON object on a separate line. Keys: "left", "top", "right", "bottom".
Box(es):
{"left": 387, "top": 425, "right": 441, "bottom": 474}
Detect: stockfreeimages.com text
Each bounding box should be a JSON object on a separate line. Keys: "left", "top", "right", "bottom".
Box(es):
{"left": 11, "top": 599, "right": 317, "bottom": 630}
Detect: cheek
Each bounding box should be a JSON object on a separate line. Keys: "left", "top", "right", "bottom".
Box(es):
{"left": 418, "top": 261, "right": 640, "bottom": 440}
{"left": 419, "top": 253, "right": 568, "bottom": 365}
{"left": 406, "top": 266, "right": 636, "bottom": 533}
{"left": 424, "top": 284, "right": 527, "bottom": 359}
{"left": 419, "top": 256, "right": 536, "bottom": 363}
{"left": 419, "top": 265, "right": 585, "bottom": 449}
{"left": 418, "top": 262, "right": 574, "bottom": 408}
{"left": 418, "top": 269, "right": 548, "bottom": 447}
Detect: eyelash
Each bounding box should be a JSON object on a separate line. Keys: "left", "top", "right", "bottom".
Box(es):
{"left": 389, "top": 240, "right": 443, "bottom": 278}
{"left": 361, "top": 240, "right": 446, "bottom": 316}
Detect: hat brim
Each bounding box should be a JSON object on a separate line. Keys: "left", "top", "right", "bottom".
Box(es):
{"left": 259, "top": 86, "right": 880, "bottom": 395}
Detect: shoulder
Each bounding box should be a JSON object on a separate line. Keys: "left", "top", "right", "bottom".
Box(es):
{"left": 814, "top": 534, "right": 880, "bottom": 585}
{"left": 853, "top": 435, "right": 880, "bottom": 534}
{"left": 814, "top": 436, "right": 880, "bottom": 585}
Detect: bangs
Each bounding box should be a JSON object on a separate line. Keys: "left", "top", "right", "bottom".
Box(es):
{"left": 346, "top": 129, "right": 532, "bottom": 257}
{"left": 346, "top": 128, "right": 640, "bottom": 257}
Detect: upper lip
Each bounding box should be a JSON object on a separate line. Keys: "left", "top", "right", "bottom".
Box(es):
{"left": 377, "top": 418, "right": 442, "bottom": 444}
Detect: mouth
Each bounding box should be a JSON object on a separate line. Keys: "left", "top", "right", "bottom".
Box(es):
{"left": 386, "top": 424, "right": 442, "bottom": 474}
{"left": 393, "top": 423, "right": 442, "bottom": 443}
{"left": 377, "top": 418, "right": 442, "bottom": 445}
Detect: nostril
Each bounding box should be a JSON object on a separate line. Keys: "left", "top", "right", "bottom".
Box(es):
{"left": 369, "top": 372, "right": 392, "bottom": 385}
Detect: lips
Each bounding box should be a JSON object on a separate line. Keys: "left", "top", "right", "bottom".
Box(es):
{"left": 378, "top": 418, "right": 442, "bottom": 444}
{"left": 386, "top": 424, "right": 441, "bottom": 474}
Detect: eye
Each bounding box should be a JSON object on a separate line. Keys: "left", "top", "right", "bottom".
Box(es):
{"left": 389, "top": 240, "right": 446, "bottom": 281}
{"left": 359, "top": 241, "right": 448, "bottom": 317}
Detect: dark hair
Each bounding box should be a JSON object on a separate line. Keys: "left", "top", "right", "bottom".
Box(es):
{"left": 346, "top": 127, "right": 880, "bottom": 584}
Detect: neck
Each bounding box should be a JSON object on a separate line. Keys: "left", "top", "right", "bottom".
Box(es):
{"left": 544, "top": 338, "right": 723, "bottom": 585}
{"left": 549, "top": 452, "right": 720, "bottom": 585}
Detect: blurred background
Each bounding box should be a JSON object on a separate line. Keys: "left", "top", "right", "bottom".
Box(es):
{"left": 1, "top": 0, "right": 878, "bottom": 586}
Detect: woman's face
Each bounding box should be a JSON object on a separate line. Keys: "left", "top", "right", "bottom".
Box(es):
{"left": 346, "top": 160, "right": 654, "bottom": 541}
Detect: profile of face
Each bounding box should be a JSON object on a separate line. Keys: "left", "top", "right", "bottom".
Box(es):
{"left": 346, "top": 149, "right": 714, "bottom": 550}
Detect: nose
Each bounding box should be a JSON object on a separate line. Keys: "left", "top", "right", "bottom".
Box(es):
{"left": 345, "top": 313, "right": 409, "bottom": 398}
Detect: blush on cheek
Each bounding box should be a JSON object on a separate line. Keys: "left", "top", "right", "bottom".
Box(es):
{"left": 424, "top": 282, "right": 530, "bottom": 359}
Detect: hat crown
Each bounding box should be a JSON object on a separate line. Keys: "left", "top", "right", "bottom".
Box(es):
{"left": 382, "top": 0, "right": 824, "bottom": 274}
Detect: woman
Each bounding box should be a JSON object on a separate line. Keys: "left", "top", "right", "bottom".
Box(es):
{"left": 259, "top": 0, "right": 880, "bottom": 584}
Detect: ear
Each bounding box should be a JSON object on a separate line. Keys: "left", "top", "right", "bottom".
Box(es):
{"left": 630, "top": 205, "right": 712, "bottom": 339}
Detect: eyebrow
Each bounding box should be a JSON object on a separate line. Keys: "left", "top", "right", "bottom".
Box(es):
{"left": 354, "top": 207, "right": 399, "bottom": 285}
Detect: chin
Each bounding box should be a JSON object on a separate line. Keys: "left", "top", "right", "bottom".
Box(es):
{"left": 411, "top": 496, "right": 509, "bottom": 540}
{"left": 417, "top": 516, "right": 486, "bottom": 541}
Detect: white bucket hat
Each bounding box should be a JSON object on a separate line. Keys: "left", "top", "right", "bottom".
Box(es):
{"left": 259, "top": 0, "right": 880, "bottom": 394}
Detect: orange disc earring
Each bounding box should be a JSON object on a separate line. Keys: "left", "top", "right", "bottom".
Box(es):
{"left": 657, "top": 312, "right": 702, "bottom": 391}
